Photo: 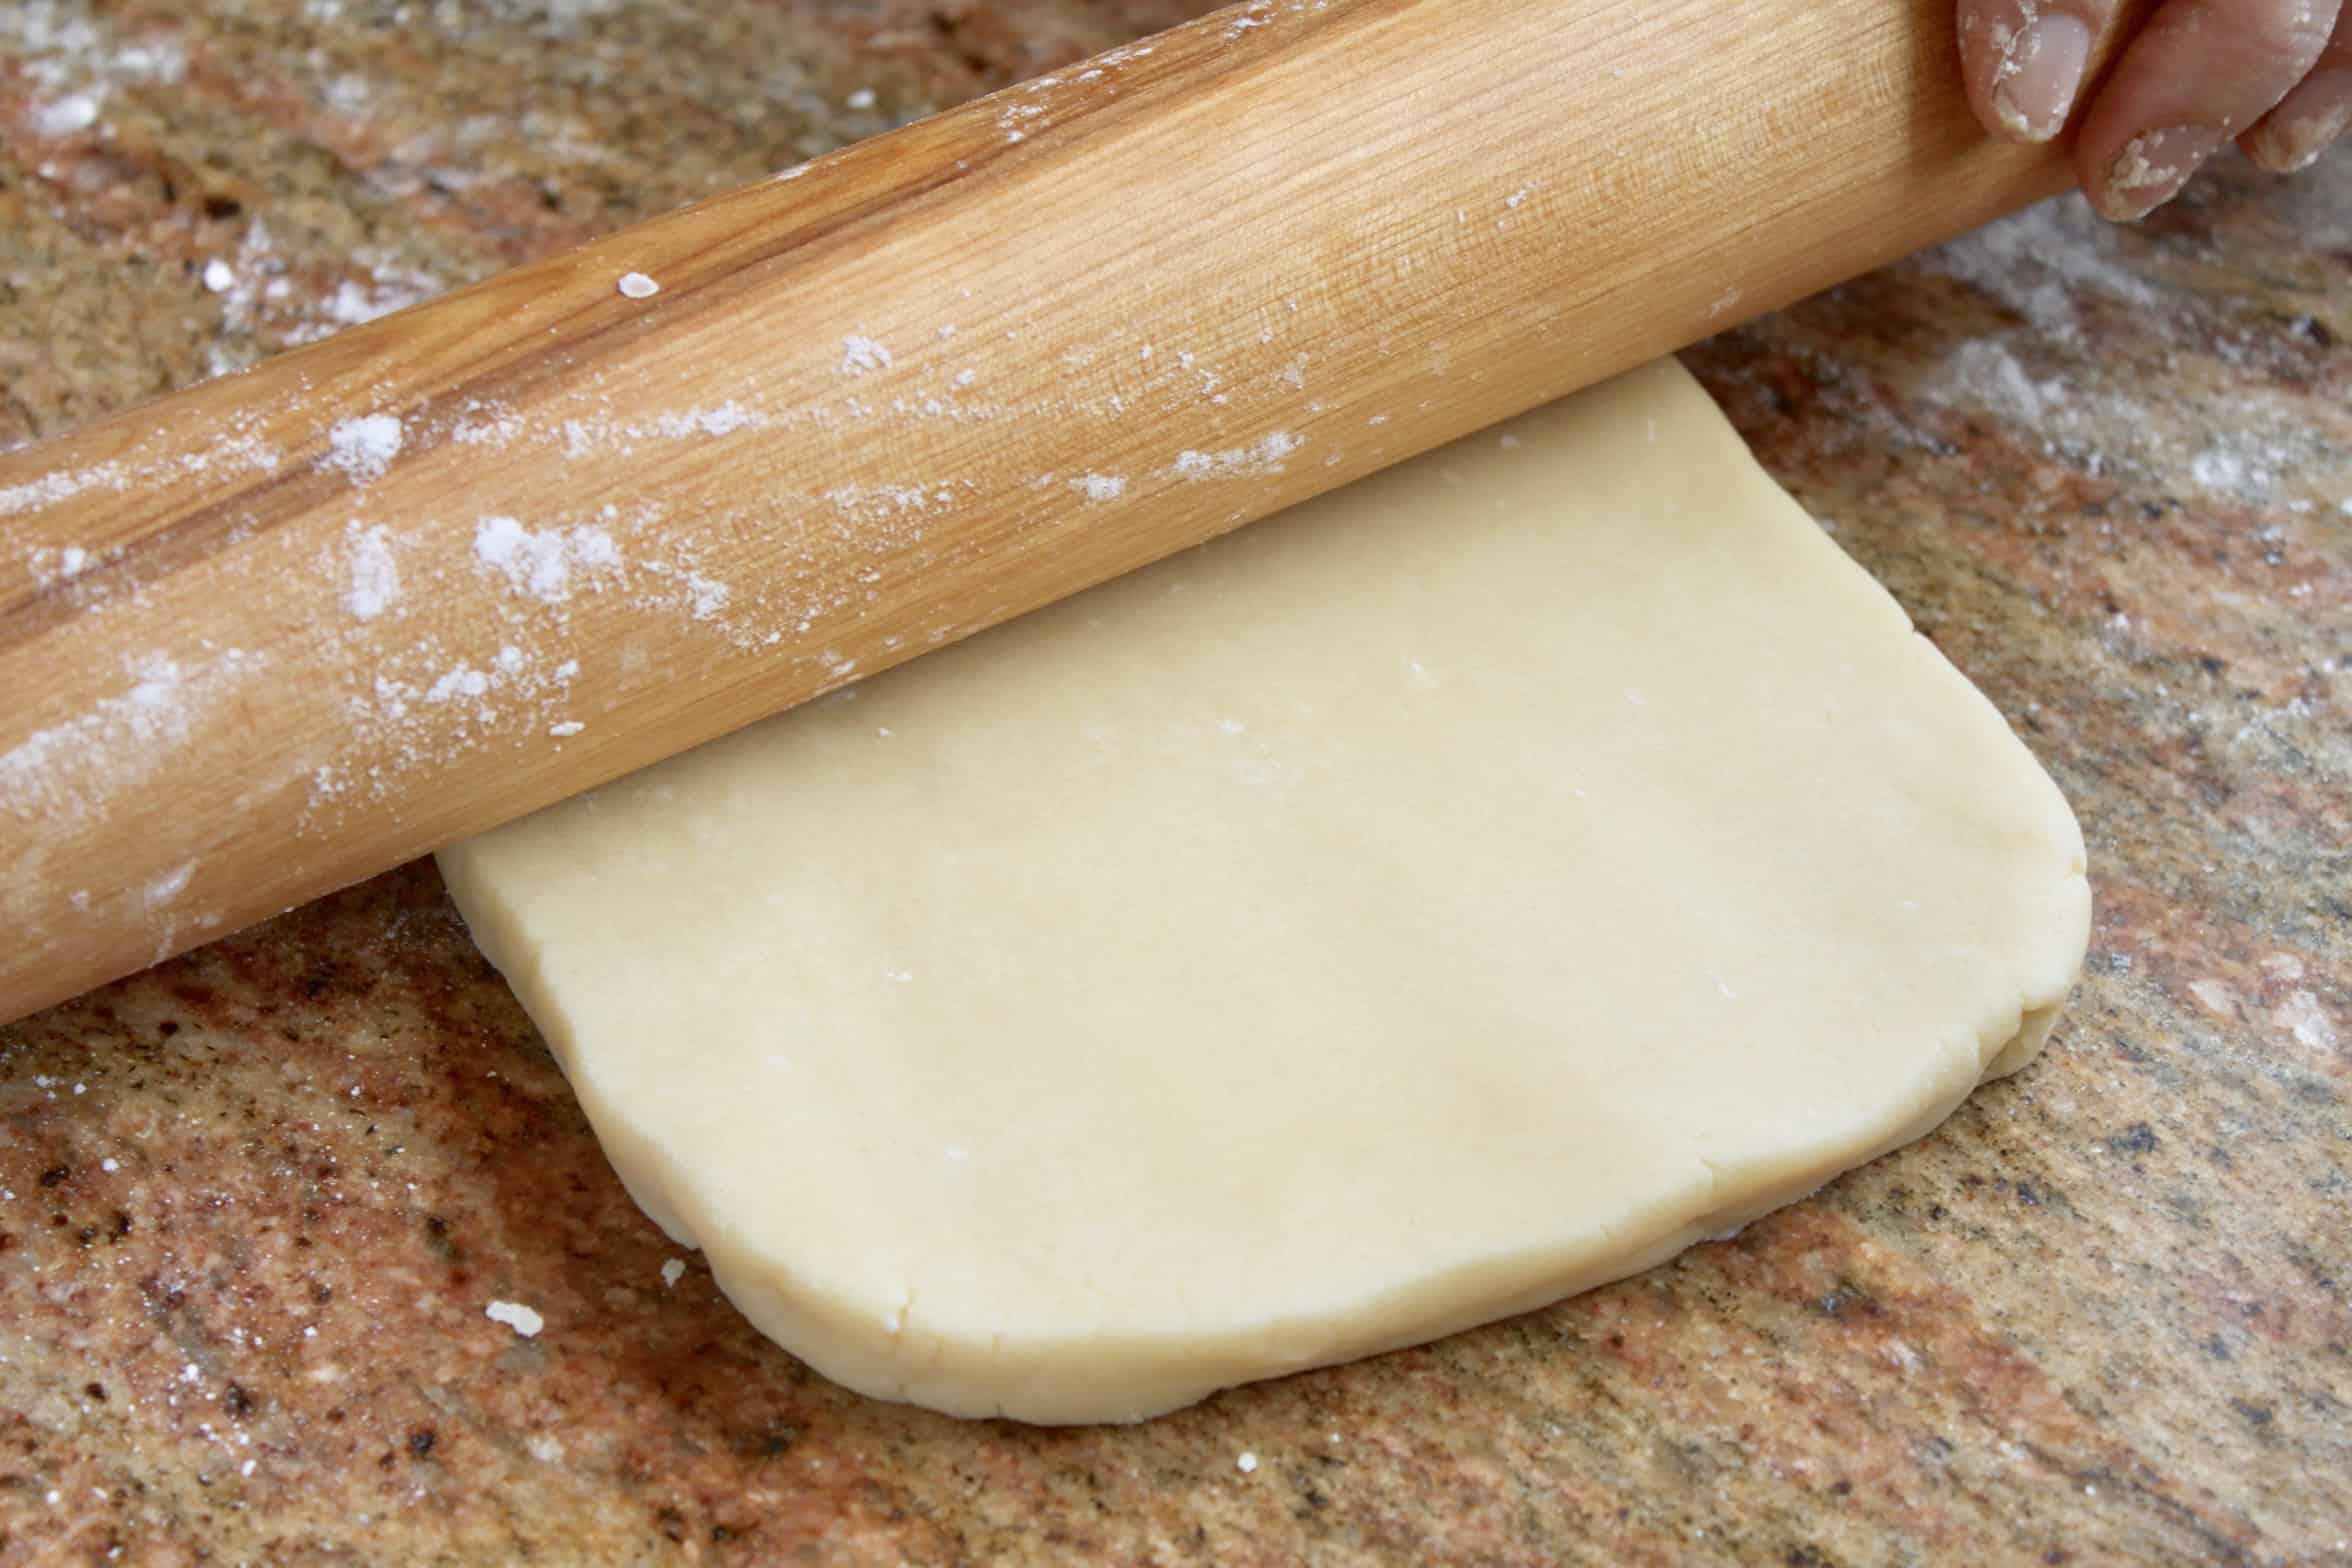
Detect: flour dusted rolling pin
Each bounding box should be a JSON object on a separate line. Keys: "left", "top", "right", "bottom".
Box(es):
{"left": 0, "top": 0, "right": 2142, "bottom": 1026}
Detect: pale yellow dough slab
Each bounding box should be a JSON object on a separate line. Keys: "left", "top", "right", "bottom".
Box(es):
{"left": 439, "top": 360, "right": 2088, "bottom": 1424}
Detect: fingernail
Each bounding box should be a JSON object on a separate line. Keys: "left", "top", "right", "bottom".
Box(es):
{"left": 1992, "top": 14, "right": 2094, "bottom": 142}
{"left": 2096, "top": 125, "right": 2224, "bottom": 221}
{"left": 2248, "top": 68, "right": 2352, "bottom": 172}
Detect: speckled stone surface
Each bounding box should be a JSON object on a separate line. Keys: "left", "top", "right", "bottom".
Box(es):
{"left": 2, "top": 2, "right": 2348, "bottom": 1562}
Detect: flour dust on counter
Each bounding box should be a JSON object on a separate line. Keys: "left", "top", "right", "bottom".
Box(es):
{"left": 436, "top": 359, "right": 2090, "bottom": 1424}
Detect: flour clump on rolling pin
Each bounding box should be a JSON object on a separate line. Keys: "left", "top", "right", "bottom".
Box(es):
{"left": 324, "top": 414, "right": 403, "bottom": 484}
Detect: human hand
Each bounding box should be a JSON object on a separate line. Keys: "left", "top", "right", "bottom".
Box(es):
{"left": 1957, "top": 0, "right": 2351, "bottom": 219}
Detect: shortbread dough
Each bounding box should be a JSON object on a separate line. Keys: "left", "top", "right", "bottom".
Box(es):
{"left": 439, "top": 360, "right": 2088, "bottom": 1424}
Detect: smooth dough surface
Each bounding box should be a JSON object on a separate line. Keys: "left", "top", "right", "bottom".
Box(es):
{"left": 439, "top": 360, "right": 2089, "bottom": 1424}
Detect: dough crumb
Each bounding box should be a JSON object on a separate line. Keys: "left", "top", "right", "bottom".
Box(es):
{"left": 661, "top": 1258, "right": 686, "bottom": 1289}
{"left": 617, "top": 272, "right": 661, "bottom": 300}
{"left": 485, "top": 1300, "right": 545, "bottom": 1337}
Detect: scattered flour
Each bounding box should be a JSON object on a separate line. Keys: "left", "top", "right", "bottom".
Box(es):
{"left": 0, "top": 649, "right": 268, "bottom": 825}
{"left": 472, "top": 516, "right": 622, "bottom": 603}
{"left": 1069, "top": 473, "right": 1127, "bottom": 502}
{"left": 1169, "top": 432, "right": 1301, "bottom": 480}
{"left": 651, "top": 403, "right": 761, "bottom": 438}
{"left": 1923, "top": 195, "right": 2158, "bottom": 342}
{"left": 1, "top": 461, "right": 128, "bottom": 516}
{"left": 23, "top": 543, "right": 94, "bottom": 588}
{"left": 452, "top": 407, "right": 525, "bottom": 446}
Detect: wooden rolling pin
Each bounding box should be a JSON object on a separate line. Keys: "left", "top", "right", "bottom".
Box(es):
{"left": 0, "top": 0, "right": 2139, "bottom": 1026}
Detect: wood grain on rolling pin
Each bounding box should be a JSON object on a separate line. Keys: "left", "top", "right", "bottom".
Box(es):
{"left": 0, "top": 0, "right": 2140, "bottom": 1025}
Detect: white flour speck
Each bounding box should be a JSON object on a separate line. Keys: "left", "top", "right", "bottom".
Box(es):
{"left": 32, "top": 92, "right": 100, "bottom": 137}
{"left": 661, "top": 1258, "right": 686, "bottom": 1288}
{"left": 617, "top": 271, "right": 660, "bottom": 300}
{"left": 344, "top": 524, "right": 399, "bottom": 620}
{"left": 846, "top": 87, "right": 876, "bottom": 110}
{"left": 2189, "top": 447, "right": 2272, "bottom": 499}
{"left": 485, "top": 1300, "right": 544, "bottom": 1337}
{"left": 1237, "top": 1452, "right": 1259, "bottom": 1474}
{"left": 424, "top": 667, "right": 490, "bottom": 704}
{"left": 841, "top": 334, "right": 893, "bottom": 375}
{"left": 685, "top": 573, "right": 731, "bottom": 620}
{"left": 1070, "top": 473, "right": 1126, "bottom": 502}
{"left": 324, "top": 414, "right": 403, "bottom": 483}
{"left": 549, "top": 721, "right": 584, "bottom": 738}
{"left": 202, "top": 259, "right": 236, "bottom": 294}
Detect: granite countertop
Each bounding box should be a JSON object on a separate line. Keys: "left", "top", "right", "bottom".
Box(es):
{"left": 2, "top": 2, "right": 2347, "bottom": 1562}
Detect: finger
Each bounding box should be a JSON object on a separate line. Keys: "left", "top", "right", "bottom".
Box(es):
{"left": 2243, "top": 3, "right": 2352, "bottom": 170}
{"left": 1959, "top": 0, "right": 2119, "bottom": 143}
{"left": 2076, "top": 0, "right": 2344, "bottom": 219}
